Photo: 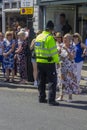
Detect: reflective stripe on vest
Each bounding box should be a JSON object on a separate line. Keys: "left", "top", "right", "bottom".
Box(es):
{"left": 35, "top": 42, "right": 57, "bottom": 57}
{"left": 35, "top": 51, "right": 58, "bottom": 57}
{"left": 35, "top": 34, "right": 57, "bottom": 59}
{"left": 35, "top": 33, "right": 59, "bottom": 63}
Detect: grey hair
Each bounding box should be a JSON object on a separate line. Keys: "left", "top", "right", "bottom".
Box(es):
{"left": 64, "top": 33, "right": 72, "bottom": 42}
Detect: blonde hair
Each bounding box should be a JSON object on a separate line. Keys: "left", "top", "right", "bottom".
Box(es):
{"left": 55, "top": 32, "right": 62, "bottom": 38}
{"left": 5, "top": 31, "right": 12, "bottom": 38}
{"left": 63, "top": 33, "right": 72, "bottom": 42}
{"left": 17, "top": 31, "right": 25, "bottom": 37}
{"left": 73, "top": 33, "right": 82, "bottom": 42}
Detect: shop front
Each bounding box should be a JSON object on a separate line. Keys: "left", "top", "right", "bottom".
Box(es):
{"left": 44, "top": 5, "right": 75, "bottom": 33}
{"left": 5, "top": 11, "right": 28, "bottom": 30}
{"left": 0, "top": 13, "right": 2, "bottom": 32}
{"left": 2, "top": 0, "right": 34, "bottom": 33}
{"left": 78, "top": 6, "right": 87, "bottom": 42}
{"left": 38, "top": 0, "right": 87, "bottom": 42}
{"left": 0, "top": 1, "right": 2, "bottom": 32}
{"left": 2, "top": 9, "right": 29, "bottom": 32}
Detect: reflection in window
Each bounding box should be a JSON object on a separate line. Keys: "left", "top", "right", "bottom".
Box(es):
{"left": 19, "top": 1, "right": 21, "bottom": 8}
{"left": 4, "top": 3, "right": 9, "bottom": 9}
{"left": 12, "top": 2, "right": 17, "bottom": 8}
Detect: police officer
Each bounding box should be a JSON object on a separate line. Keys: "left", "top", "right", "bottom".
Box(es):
{"left": 35, "top": 21, "right": 60, "bottom": 106}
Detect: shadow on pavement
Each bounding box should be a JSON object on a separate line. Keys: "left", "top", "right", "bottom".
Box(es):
{"left": 0, "top": 80, "right": 36, "bottom": 89}
{"left": 59, "top": 103, "right": 87, "bottom": 110}
{"left": 72, "top": 100, "right": 87, "bottom": 104}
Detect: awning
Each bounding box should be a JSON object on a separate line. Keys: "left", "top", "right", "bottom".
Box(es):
{"left": 38, "top": 0, "right": 87, "bottom": 5}
{"left": 3, "top": 8, "right": 20, "bottom": 13}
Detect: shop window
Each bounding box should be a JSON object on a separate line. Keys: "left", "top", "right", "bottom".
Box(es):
{"left": 19, "top": 2, "right": 21, "bottom": 8}
{"left": 0, "top": 17, "right": 2, "bottom": 32}
{"left": 4, "top": 3, "right": 9, "bottom": 9}
{"left": 12, "top": 2, "right": 17, "bottom": 8}
{"left": 0, "top": 0, "right": 2, "bottom": 2}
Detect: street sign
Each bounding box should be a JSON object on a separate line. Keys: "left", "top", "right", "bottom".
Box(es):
{"left": 21, "top": 0, "right": 33, "bottom": 8}
{"left": 20, "top": 7, "right": 34, "bottom": 15}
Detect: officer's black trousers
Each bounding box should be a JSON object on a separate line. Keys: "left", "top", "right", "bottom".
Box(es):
{"left": 37, "top": 63, "right": 57, "bottom": 103}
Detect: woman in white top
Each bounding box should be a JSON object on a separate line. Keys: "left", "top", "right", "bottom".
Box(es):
{"left": 56, "top": 34, "right": 78, "bottom": 102}
{"left": 73, "top": 33, "right": 87, "bottom": 93}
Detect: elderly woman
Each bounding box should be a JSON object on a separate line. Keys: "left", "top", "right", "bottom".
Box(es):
{"left": 56, "top": 33, "right": 78, "bottom": 102}
{"left": 73, "top": 33, "right": 87, "bottom": 92}
{"left": 3, "top": 31, "right": 15, "bottom": 82}
{"left": 15, "top": 31, "right": 28, "bottom": 84}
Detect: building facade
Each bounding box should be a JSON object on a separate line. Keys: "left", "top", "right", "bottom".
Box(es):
{"left": 0, "top": 0, "right": 2, "bottom": 32}
{"left": 2, "top": 0, "right": 39, "bottom": 33}
{"left": 38, "top": 0, "right": 87, "bottom": 42}
{"left": 2, "top": 0, "right": 87, "bottom": 42}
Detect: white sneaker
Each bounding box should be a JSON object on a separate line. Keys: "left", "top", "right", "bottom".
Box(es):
{"left": 66, "top": 99, "right": 73, "bottom": 103}
{"left": 34, "top": 80, "right": 38, "bottom": 87}
{"left": 56, "top": 97, "right": 63, "bottom": 101}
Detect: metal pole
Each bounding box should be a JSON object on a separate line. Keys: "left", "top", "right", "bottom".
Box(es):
{"left": 27, "top": 0, "right": 36, "bottom": 82}
{"left": 2, "top": 1, "right": 5, "bottom": 33}
{"left": 43, "top": 6, "right": 46, "bottom": 29}
{"left": 76, "top": 5, "right": 79, "bottom": 32}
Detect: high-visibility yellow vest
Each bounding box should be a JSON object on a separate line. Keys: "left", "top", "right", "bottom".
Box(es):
{"left": 35, "top": 31, "right": 60, "bottom": 63}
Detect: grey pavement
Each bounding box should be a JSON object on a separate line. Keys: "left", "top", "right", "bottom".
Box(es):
{"left": 0, "top": 63, "right": 87, "bottom": 130}
{"left": 0, "top": 88, "right": 87, "bottom": 130}
{"left": 0, "top": 70, "right": 36, "bottom": 89}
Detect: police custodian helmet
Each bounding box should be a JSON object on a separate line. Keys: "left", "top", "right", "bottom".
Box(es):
{"left": 46, "top": 20, "right": 54, "bottom": 30}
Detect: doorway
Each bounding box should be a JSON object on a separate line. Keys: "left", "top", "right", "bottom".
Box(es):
{"left": 78, "top": 6, "right": 87, "bottom": 43}
{"left": 0, "top": 16, "right": 2, "bottom": 32}
{"left": 79, "top": 15, "right": 87, "bottom": 43}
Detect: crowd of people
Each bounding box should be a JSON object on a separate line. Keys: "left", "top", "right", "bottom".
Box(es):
{"left": 0, "top": 13, "right": 87, "bottom": 106}
{"left": 0, "top": 25, "right": 30, "bottom": 84}
{"left": 55, "top": 32, "right": 87, "bottom": 102}
{"left": 34, "top": 20, "right": 87, "bottom": 105}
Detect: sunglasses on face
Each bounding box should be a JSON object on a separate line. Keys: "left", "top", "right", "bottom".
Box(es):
{"left": 73, "top": 35, "right": 78, "bottom": 38}
{"left": 56, "top": 37, "right": 62, "bottom": 38}
{"left": 7, "top": 34, "right": 12, "bottom": 36}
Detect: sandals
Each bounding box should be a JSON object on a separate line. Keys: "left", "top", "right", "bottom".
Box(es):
{"left": 19, "top": 80, "right": 28, "bottom": 84}
{"left": 56, "top": 95, "right": 64, "bottom": 101}
{"left": 4, "top": 79, "right": 15, "bottom": 83}
{"left": 4, "top": 79, "right": 9, "bottom": 82}
{"left": 56, "top": 97, "right": 63, "bottom": 101}
{"left": 10, "top": 79, "right": 15, "bottom": 83}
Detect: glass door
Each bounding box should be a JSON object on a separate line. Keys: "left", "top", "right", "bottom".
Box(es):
{"left": 79, "top": 14, "right": 87, "bottom": 43}
{"left": 78, "top": 6, "right": 87, "bottom": 43}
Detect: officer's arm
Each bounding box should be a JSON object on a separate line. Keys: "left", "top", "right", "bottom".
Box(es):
{"left": 47, "top": 36, "right": 60, "bottom": 63}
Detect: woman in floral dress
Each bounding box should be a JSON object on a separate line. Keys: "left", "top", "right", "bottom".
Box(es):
{"left": 15, "top": 31, "right": 28, "bottom": 84}
{"left": 56, "top": 33, "right": 79, "bottom": 102}
{"left": 3, "top": 31, "right": 15, "bottom": 82}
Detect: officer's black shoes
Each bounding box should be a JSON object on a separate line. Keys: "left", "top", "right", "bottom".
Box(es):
{"left": 39, "top": 99, "right": 59, "bottom": 106}
{"left": 48, "top": 101, "right": 59, "bottom": 106}
{"left": 39, "top": 99, "right": 47, "bottom": 103}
